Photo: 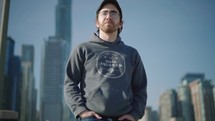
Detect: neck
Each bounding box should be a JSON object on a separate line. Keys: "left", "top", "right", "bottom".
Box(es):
{"left": 99, "top": 30, "right": 118, "bottom": 42}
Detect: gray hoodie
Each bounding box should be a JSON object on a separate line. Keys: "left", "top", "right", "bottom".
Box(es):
{"left": 64, "top": 33, "right": 147, "bottom": 120}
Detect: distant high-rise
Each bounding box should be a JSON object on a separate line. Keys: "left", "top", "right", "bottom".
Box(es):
{"left": 22, "top": 44, "right": 34, "bottom": 71}
{"left": 181, "top": 73, "right": 205, "bottom": 85}
{"left": 213, "top": 87, "right": 215, "bottom": 110}
{"left": 20, "top": 45, "right": 36, "bottom": 121}
{"left": 55, "top": 0, "right": 71, "bottom": 44}
{"left": 139, "top": 107, "right": 159, "bottom": 121}
{"left": 177, "top": 85, "right": 194, "bottom": 121}
{"left": 139, "top": 107, "right": 152, "bottom": 121}
{"left": 151, "top": 111, "right": 159, "bottom": 121}
{"left": 3, "top": 37, "right": 14, "bottom": 110}
{"left": 159, "top": 89, "right": 178, "bottom": 121}
{"left": 39, "top": 0, "right": 72, "bottom": 120}
{"left": 189, "top": 80, "right": 215, "bottom": 121}
{"left": 55, "top": 0, "right": 72, "bottom": 120}
{"left": 40, "top": 36, "right": 67, "bottom": 121}
{"left": 11, "top": 56, "right": 22, "bottom": 113}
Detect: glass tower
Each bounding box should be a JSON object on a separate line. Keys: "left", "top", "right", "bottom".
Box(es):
{"left": 40, "top": 0, "right": 72, "bottom": 120}
{"left": 40, "top": 37, "right": 67, "bottom": 121}
{"left": 55, "top": 0, "right": 71, "bottom": 44}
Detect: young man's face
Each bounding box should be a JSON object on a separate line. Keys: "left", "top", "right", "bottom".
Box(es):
{"left": 96, "top": 4, "right": 123, "bottom": 34}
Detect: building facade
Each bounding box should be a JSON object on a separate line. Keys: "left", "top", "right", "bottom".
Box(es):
{"left": 189, "top": 80, "right": 215, "bottom": 121}
{"left": 42, "top": 0, "right": 74, "bottom": 121}
{"left": 213, "top": 87, "right": 215, "bottom": 111}
{"left": 159, "top": 89, "right": 178, "bottom": 121}
{"left": 181, "top": 73, "right": 205, "bottom": 85}
{"left": 139, "top": 107, "right": 152, "bottom": 121}
{"left": 40, "top": 36, "right": 68, "bottom": 121}
{"left": 20, "top": 45, "right": 37, "bottom": 121}
{"left": 11, "top": 56, "right": 22, "bottom": 113}
{"left": 177, "top": 84, "right": 194, "bottom": 121}
{"left": 55, "top": 0, "right": 71, "bottom": 44}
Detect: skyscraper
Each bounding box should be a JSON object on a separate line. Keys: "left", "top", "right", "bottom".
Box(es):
{"left": 55, "top": 0, "right": 71, "bottom": 44}
{"left": 3, "top": 37, "right": 15, "bottom": 110}
{"left": 40, "top": 0, "right": 72, "bottom": 120}
{"left": 213, "top": 87, "right": 215, "bottom": 111}
{"left": 20, "top": 45, "right": 36, "bottom": 121}
{"left": 181, "top": 73, "right": 205, "bottom": 85}
{"left": 11, "top": 56, "right": 22, "bottom": 113}
{"left": 139, "top": 107, "right": 152, "bottom": 121}
{"left": 151, "top": 111, "right": 159, "bottom": 121}
{"left": 159, "top": 89, "right": 178, "bottom": 121}
{"left": 139, "top": 107, "right": 159, "bottom": 121}
{"left": 177, "top": 84, "right": 194, "bottom": 121}
{"left": 40, "top": 36, "right": 67, "bottom": 121}
{"left": 189, "top": 79, "right": 215, "bottom": 121}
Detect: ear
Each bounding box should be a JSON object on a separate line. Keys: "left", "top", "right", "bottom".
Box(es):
{"left": 119, "top": 20, "right": 123, "bottom": 29}
{"left": 96, "top": 20, "right": 100, "bottom": 28}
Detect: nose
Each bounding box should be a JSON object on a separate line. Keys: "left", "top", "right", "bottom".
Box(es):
{"left": 106, "top": 13, "right": 112, "bottom": 18}
{"left": 105, "top": 13, "right": 113, "bottom": 20}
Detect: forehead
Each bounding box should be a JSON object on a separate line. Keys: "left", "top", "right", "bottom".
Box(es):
{"left": 100, "top": 4, "right": 119, "bottom": 12}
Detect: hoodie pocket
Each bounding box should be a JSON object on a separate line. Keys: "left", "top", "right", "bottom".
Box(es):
{"left": 86, "top": 86, "right": 132, "bottom": 115}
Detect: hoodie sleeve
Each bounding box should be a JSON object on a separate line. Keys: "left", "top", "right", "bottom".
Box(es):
{"left": 129, "top": 51, "right": 147, "bottom": 121}
{"left": 64, "top": 46, "right": 88, "bottom": 118}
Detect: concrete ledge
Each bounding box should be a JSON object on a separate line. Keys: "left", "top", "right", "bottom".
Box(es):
{"left": 0, "top": 110, "right": 18, "bottom": 121}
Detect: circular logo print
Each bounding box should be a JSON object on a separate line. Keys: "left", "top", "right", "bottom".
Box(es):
{"left": 96, "top": 50, "right": 126, "bottom": 78}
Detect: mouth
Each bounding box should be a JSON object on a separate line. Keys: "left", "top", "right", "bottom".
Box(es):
{"left": 104, "top": 20, "right": 113, "bottom": 24}
{"left": 104, "top": 21, "right": 113, "bottom": 26}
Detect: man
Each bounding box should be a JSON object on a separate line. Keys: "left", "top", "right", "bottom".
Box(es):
{"left": 64, "top": 0, "right": 147, "bottom": 121}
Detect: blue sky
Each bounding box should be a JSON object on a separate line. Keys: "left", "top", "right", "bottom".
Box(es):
{"left": 8, "top": 0, "right": 215, "bottom": 110}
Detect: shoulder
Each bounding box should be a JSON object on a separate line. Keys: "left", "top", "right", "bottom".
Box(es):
{"left": 123, "top": 44, "right": 139, "bottom": 54}
{"left": 73, "top": 41, "right": 92, "bottom": 51}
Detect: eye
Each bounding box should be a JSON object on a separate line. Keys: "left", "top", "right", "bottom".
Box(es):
{"left": 110, "top": 11, "right": 118, "bottom": 17}
{"left": 99, "top": 10, "right": 120, "bottom": 18}
{"left": 102, "top": 11, "right": 108, "bottom": 16}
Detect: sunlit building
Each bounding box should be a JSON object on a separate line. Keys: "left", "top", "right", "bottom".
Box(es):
{"left": 189, "top": 79, "right": 215, "bottom": 121}
{"left": 159, "top": 89, "right": 178, "bottom": 121}
{"left": 20, "top": 45, "right": 37, "bottom": 121}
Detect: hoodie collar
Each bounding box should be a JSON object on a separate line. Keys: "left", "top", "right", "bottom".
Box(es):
{"left": 91, "top": 33, "right": 123, "bottom": 46}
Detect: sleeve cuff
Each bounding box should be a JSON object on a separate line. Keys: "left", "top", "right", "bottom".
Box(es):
{"left": 74, "top": 107, "right": 88, "bottom": 119}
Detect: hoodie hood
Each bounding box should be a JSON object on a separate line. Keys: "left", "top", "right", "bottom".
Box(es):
{"left": 90, "top": 33, "right": 124, "bottom": 47}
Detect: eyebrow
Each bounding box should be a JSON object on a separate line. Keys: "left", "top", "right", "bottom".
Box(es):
{"left": 100, "top": 10, "right": 118, "bottom": 13}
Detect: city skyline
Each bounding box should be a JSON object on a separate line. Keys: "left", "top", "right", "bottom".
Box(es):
{"left": 8, "top": 0, "right": 215, "bottom": 110}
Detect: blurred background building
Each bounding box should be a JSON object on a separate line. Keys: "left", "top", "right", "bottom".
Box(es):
{"left": 139, "top": 73, "right": 215, "bottom": 121}
{"left": 159, "top": 89, "right": 178, "bottom": 121}
{"left": 20, "top": 45, "right": 37, "bottom": 121}
{"left": 40, "top": 0, "right": 72, "bottom": 121}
